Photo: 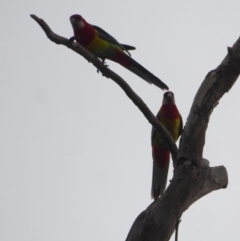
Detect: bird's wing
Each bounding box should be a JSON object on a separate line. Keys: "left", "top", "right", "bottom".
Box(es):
{"left": 92, "top": 25, "right": 135, "bottom": 55}
{"left": 178, "top": 115, "right": 183, "bottom": 137}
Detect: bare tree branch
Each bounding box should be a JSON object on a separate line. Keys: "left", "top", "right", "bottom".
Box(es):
{"left": 178, "top": 42, "right": 240, "bottom": 167}
{"left": 126, "top": 37, "right": 240, "bottom": 240}
{"left": 126, "top": 164, "right": 227, "bottom": 241}
{"left": 31, "top": 14, "right": 239, "bottom": 241}
{"left": 30, "top": 14, "right": 178, "bottom": 159}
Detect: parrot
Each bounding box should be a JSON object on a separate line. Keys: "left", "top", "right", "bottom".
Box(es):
{"left": 69, "top": 14, "right": 169, "bottom": 90}
{"left": 151, "top": 91, "right": 182, "bottom": 201}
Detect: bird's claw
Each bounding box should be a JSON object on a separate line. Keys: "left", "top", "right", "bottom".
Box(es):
{"left": 69, "top": 36, "right": 76, "bottom": 42}
{"left": 101, "top": 60, "right": 109, "bottom": 68}
{"left": 97, "top": 60, "right": 109, "bottom": 73}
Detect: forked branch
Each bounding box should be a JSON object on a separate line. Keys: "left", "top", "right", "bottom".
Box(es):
{"left": 126, "top": 36, "right": 240, "bottom": 241}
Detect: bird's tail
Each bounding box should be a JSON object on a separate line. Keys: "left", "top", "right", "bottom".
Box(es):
{"left": 151, "top": 158, "right": 170, "bottom": 201}
{"left": 126, "top": 55, "right": 169, "bottom": 90}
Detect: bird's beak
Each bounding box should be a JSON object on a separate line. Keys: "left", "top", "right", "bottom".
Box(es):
{"left": 163, "top": 92, "right": 175, "bottom": 104}
{"left": 166, "top": 92, "right": 173, "bottom": 99}
{"left": 70, "top": 18, "right": 76, "bottom": 26}
{"left": 70, "top": 18, "right": 85, "bottom": 29}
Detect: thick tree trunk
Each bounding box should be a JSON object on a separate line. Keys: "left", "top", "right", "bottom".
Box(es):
{"left": 126, "top": 40, "right": 240, "bottom": 240}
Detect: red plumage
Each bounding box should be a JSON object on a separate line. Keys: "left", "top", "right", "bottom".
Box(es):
{"left": 69, "top": 14, "right": 169, "bottom": 90}
{"left": 151, "top": 91, "right": 182, "bottom": 200}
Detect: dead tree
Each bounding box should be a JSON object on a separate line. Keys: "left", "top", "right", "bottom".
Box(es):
{"left": 31, "top": 15, "right": 240, "bottom": 240}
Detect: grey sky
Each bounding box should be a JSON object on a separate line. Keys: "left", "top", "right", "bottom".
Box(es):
{"left": 1, "top": 1, "right": 240, "bottom": 240}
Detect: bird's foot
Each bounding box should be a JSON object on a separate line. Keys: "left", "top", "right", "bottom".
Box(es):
{"left": 68, "top": 36, "right": 76, "bottom": 43}
{"left": 67, "top": 36, "right": 77, "bottom": 48}
{"left": 69, "top": 36, "right": 76, "bottom": 42}
{"left": 97, "top": 59, "right": 109, "bottom": 73}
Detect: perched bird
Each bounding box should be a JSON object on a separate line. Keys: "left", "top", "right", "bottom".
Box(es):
{"left": 151, "top": 91, "right": 182, "bottom": 200}
{"left": 69, "top": 14, "right": 168, "bottom": 90}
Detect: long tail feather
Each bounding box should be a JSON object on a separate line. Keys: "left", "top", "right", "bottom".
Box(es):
{"left": 151, "top": 160, "right": 169, "bottom": 201}
{"left": 127, "top": 56, "right": 169, "bottom": 90}
{"left": 121, "top": 44, "right": 136, "bottom": 51}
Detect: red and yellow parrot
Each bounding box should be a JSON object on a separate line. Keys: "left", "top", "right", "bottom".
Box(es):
{"left": 151, "top": 91, "right": 182, "bottom": 200}
{"left": 69, "top": 14, "right": 168, "bottom": 90}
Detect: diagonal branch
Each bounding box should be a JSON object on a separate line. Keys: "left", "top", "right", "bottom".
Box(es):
{"left": 30, "top": 14, "right": 178, "bottom": 159}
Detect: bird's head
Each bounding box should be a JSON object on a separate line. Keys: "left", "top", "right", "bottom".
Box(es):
{"left": 70, "top": 14, "right": 86, "bottom": 30}
{"left": 162, "top": 91, "right": 175, "bottom": 105}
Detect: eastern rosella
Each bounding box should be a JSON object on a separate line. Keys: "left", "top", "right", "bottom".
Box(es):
{"left": 70, "top": 14, "right": 168, "bottom": 90}
{"left": 151, "top": 91, "right": 182, "bottom": 200}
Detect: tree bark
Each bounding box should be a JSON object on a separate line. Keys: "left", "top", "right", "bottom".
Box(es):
{"left": 126, "top": 40, "right": 240, "bottom": 240}
{"left": 30, "top": 15, "right": 240, "bottom": 241}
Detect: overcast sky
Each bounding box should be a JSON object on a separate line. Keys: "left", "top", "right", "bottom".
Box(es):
{"left": 1, "top": 1, "right": 240, "bottom": 241}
